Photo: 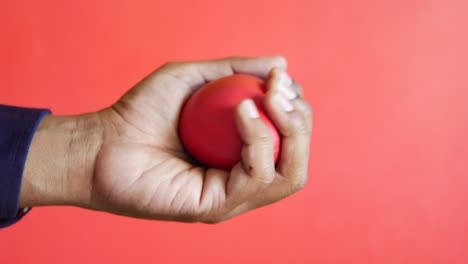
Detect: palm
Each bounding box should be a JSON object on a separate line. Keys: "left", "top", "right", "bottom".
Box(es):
{"left": 93, "top": 72, "right": 231, "bottom": 221}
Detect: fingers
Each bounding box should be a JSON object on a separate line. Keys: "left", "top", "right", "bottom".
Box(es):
{"left": 198, "top": 56, "right": 287, "bottom": 80}
{"left": 263, "top": 69, "right": 312, "bottom": 190}
{"left": 213, "top": 77, "right": 312, "bottom": 222}
{"left": 222, "top": 99, "right": 277, "bottom": 209}
{"left": 236, "top": 100, "right": 276, "bottom": 181}
{"left": 201, "top": 69, "right": 312, "bottom": 223}
{"left": 267, "top": 67, "right": 303, "bottom": 97}
{"left": 199, "top": 99, "right": 277, "bottom": 223}
{"left": 160, "top": 56, "right": 288, "bottom": 90}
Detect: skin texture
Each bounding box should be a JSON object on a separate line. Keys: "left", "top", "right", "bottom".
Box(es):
{"left": 20, "top": 56, "right": 313, "bottom": 223}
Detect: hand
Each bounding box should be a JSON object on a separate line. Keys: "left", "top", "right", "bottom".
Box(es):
{"left": 21, "top": 56, "right": 313, "bottom": 223}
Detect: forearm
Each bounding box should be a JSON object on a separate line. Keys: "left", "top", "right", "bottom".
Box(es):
{"left": 20, "top": 114, "right": 103, "bottom": 208}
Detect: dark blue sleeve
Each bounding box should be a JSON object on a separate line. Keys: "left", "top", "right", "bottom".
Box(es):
{"left": 0, "top": 105, "right": 50, "bottom": 228}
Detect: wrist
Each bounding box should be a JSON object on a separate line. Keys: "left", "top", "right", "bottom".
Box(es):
{"left": 20, "top": 113, "right": 104, "bottom": 208}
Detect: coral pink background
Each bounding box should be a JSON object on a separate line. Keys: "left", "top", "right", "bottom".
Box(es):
{"left": 1, "top": 0, "right": 467, "bottom": 263}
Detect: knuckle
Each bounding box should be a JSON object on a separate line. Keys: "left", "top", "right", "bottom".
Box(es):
{"left": 259, "top": 171, "right": 276, "bottom": 184}
{"left": 161, "top": 61, "right": 192, "bottom": 73}
{"left": 302, "top": 101, "right": 313, "bottom": 118}
{"left": 280, "top": 166, "right": 309, "bottom": 194}
{"left": 243, "top": 152, "right": 275, "bottom": 184}
{"left": 253, "top": 124, "right": 273, "bottom": 144}
{"left": 217, "top": 56, "right": 242, "bottom": 66}
{"left": 274, "top": 55, "right": 287, "bottom": 66}
{"left": 294, "top": 99, "right": 313, "bottom": 118}
{"left": 289, "top": 178, "right": 308, "bottom": 193}
{"left": 251, "top": 167, "right": 276, "bottom": 185}
{"left": 265, "top": 168, "right": 276, "bottom": 180}
{"left": 269, "top": 68, "right": 285, "bottom": 81}
{"left": 160, "top": 61, "right": 179, "bottom": 70}
{"left": 290, "top": 113, "right": 309, "bottom": 135}
{"left": 257, "top": 133, "right": 272, "bottom": 145}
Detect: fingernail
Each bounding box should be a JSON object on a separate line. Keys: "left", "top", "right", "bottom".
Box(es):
{"left": 279, "top": 83, "right": 297, "bottom": 100}
{"left": 240, "top": 99, "right": 260, "bottom": 119}
{"left": 276, "top": 72, "right": 296, "bottom": 100}
{"left": 279, "top": 72, "right": 293, "bottom": 86}
{"left": 273, "top": 93, "right": 294, "bottom": 112}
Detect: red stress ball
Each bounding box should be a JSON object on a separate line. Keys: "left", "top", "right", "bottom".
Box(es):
{"left": 178, "top": 74, "right": 280, "bottom": 170}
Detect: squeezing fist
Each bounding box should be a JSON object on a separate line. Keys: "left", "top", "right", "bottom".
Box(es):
{"left": 21, "top": 56, "right": 313, "bottom": 223}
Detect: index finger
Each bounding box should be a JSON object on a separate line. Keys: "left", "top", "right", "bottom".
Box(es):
{"left": 160, "top": 56, "right": 288, "bottom": 90}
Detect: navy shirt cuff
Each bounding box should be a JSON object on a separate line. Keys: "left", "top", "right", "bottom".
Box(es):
{"left": 0, "top": 105, "right": 50, "bottom": 228}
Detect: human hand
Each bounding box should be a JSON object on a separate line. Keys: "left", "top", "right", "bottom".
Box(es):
{"left": 21, "top": 56, "right": 313, "bottom": 223}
